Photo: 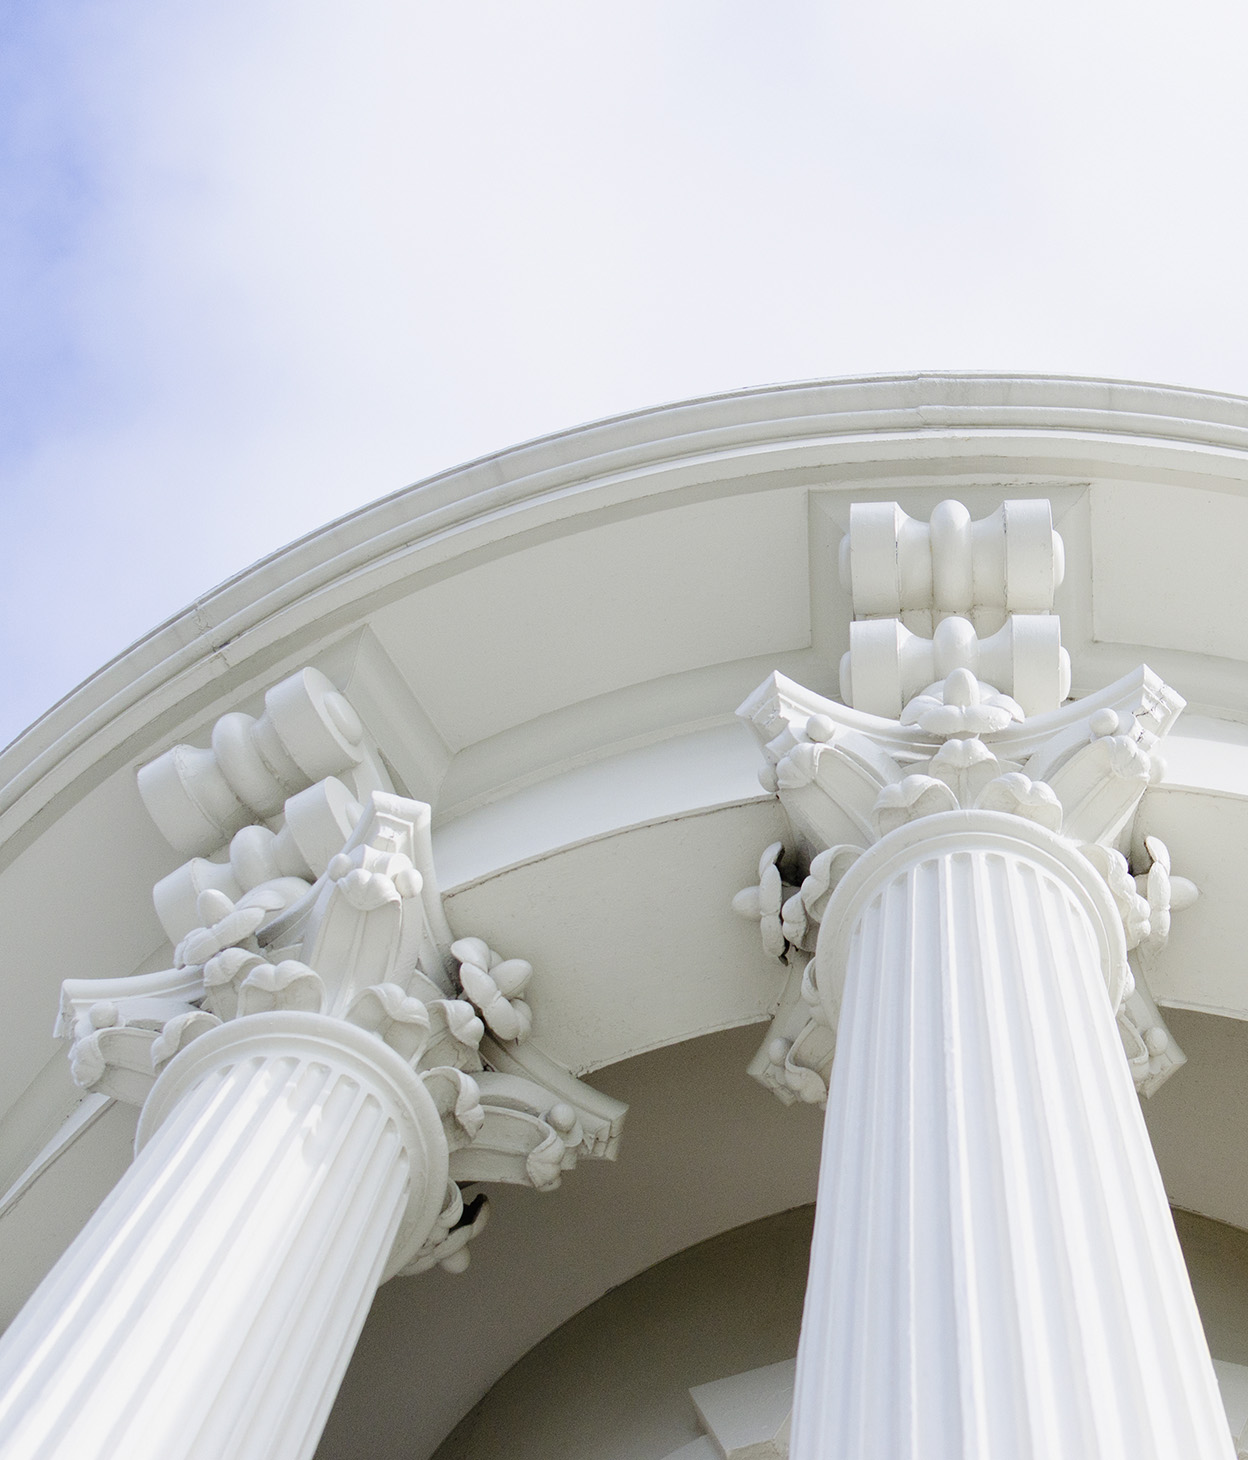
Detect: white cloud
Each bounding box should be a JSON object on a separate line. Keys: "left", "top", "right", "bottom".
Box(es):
{"left": 4, "top": 0, "right": 1248, "bottom": 744}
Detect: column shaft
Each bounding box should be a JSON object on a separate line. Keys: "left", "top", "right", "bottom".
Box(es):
{"left": 791, "top": 841, "right": 1232, "bottom": 1460}
{"left": 0, "top": 1017, "right": 442, "bottom": 1460}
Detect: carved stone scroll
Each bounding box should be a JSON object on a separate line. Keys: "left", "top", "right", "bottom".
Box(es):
{"left": 63, "top": 671, "right": 628, "bottom": 1274}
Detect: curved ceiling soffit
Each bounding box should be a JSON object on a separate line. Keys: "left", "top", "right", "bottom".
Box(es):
{"left": 6, "top": 372, "right": 1248, "bottom": 861}
{"left": 2, "top": 375, "right": 1248, "bottom": 1362}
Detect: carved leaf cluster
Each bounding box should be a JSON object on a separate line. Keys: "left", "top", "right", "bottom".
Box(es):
{"left": 64, "top": 765, "right": 629, "bottom": 1279}
{"left": 451, "top": 937, "right": 534, "bottom": 1043}
{"left": 738, "top": 664, "right": 1197, "bottom": 1102}
{"left": 733, "top": 842, "right": 862, "bottom": 1109}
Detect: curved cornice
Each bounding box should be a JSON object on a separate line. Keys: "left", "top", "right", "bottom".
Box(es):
{"left": 6, "top": 372, "right": 1248, "bottom": 857}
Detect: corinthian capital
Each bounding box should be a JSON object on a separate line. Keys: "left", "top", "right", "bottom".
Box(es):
{"left": 59, "top": 668, "right": 626, "bottom": 1279}
{"left": 734, "top": 498, "right": 1194, "bottom": 1106}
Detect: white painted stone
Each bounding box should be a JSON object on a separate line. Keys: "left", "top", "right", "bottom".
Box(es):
{"left": 8, "top": 381, "right": 1248, "bottom": 1460}
{"left": 790, "top": 816, "right": 1231, "bottom": 1459}
{"left": 839, "top": 497, "right": 1064, "bottom": 629}
{"left": 737, "top": 496, "right": 1231, "bottom": 1460}
{"left": 0, "top": 699, "right": 632, "bottom": 1459}
{"left": 664, "top": 1354, "right": 1248, "bottom": 1460}
{"left": 370, "top": 487, "right": 811, "bottom": 750}
{"left": 0, "top": 1016, "right": 447, "bottom": 1460}
{"left": 1091, "top": 482, "right": 1248, "bottom": 663}
{"left": 690, "top": 1357, "right": 795, "bottom": 1459}
{"left": 138, "top": 668, "right": 380, "bottom": 858}
{"left": 841, "top": 612, "right": 1069, "bottom": 718}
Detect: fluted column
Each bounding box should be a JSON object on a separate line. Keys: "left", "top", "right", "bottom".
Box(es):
{"left": 0, "top": 1014, "right": 448, "bottom": 1460}
{"left": 790, "top": 812, "right": 1232, "bottom": 1460}
{"left": 0, "top": 687, "right": 624, "bottom": 1460}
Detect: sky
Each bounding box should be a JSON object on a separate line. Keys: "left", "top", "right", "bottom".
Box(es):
{"left": 3, "top": 0, "right": 1248, "bottom": 748}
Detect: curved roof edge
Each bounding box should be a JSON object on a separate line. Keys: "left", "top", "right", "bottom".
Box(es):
{"left": 6, "top": 371, "right": 1248, "bottom": 856}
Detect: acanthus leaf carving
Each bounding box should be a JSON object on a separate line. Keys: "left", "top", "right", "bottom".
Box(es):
{"left": 422, "top": 998, "right": 486, "bottom": 1072}
{"left": 345, "top": 983, "right": 432, "bottom": 1065}
{"left": 872, "top": 775, "right": 959, "bottom": 838}
{"left": 58, "top": 669, "right": 629, "bottom": 1280}
{"left": 419, "top": 1066, "right": 485, "bottom": 1149}
{"left": 477, "top": 1034, "right": 628, "bottom": 1161}
{"left": 201, "top": 947, "right": 268, "bottom": 1021}
{"left": 745, "top": 954, "right": 835, "bottom": 1109}
{"left": 736, "top": 838, "right": 861, "bottom": 1109}
{"left": 974, "top": 772, "right": 1063, "bottom": 830}
{"left": 735, "top": 499, "right": 1196, "bottom": 1101}
{"left": 1133, "top": 834, "right": 1199, "bottom": 955}
{"left": 1079, "top": 843, "right": 1153, "bottom": 953}
{"left": 69, "top": 1021, "right": 156, "bottom": 1104}
{"left": 779, "top": 844, "right": 862, "bottom": 954}
{"left": 294, "top": 829, "right": 418, "bottom": 1016}
{"left": 731, "top": 842, "right": 793, "bottom": 958}
{"left": 926, "top": 736, "right": 1009, "bottom": 807}
{"left": 149, "top": 1010, "right": 222, "bottom": 1070}
{"left": 900, "top": 668, "right": 1024, "bottom": 738}
{"left": 802, "top": 845, "right": 862, "bottom": 914}
{"left": 1041, "top": 729, "right": 1153, "bottom": 848}
{"left": 1118, "top": 977, "right": 1186, "bottom": 1097}
{"left": 235, "top": 959, "right": 325, "bottom": 1020}
{"left": 67, "top": 1003, "right": 223, "bottom": 1104}
{"left": 173, "top": 886, "right": 284, "bottom": 969}
{"left": 448, "top": 1071, "right": 584, "bottom": 1192}
{"left": 397, "top": 1183, "right": 491, "bottom": 1278}
{"left": 451, "top": 938, "right": 534, "bottom": 1044}
{"left": 770, "top": 1020, "right": 836, "bottom": 1106}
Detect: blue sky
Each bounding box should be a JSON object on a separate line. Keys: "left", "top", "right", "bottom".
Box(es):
{"left": 3, "top": 0, "right": 1248, "bottom": 747}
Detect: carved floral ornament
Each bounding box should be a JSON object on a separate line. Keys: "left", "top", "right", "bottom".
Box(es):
{"left": 51, "top": 499, "right": 1197, "bottom": 1282}
{"left": 733, "top": 498, "right": 1197, "bottom": 1107}
{"left": 60, "top": 668, "right": 625, "bottom": 1279}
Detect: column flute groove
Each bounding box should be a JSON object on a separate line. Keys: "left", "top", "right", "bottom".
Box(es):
{"left": 787, "top": 820, "right": 1232, "bottom": 1460}
{"left": 0, "top": 698, "right": 629, "bottom": 1460}
{"left": 736, "top": 499, "right": 1229, "bottom": 1457}
{"left": 0, "top": 1016, "right": 447, "bottom": 1460}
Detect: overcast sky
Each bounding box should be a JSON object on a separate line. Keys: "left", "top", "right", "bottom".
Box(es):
{"left": 3, "top": 0, "right": 1248, "bottom": 747}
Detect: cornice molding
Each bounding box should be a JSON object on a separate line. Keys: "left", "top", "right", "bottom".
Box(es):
{"left": 7, "top": 373, "right": 1248, "bottom": 864}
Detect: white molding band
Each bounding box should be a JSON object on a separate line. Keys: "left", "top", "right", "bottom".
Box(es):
{"left": 813, "top": 811, "right": 1131, "bottom": 1023}
{"left": 10, "top": 372, "right": 1248, "bottom": 859}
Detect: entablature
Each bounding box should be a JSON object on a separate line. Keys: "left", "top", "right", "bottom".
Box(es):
{"left": 8, "top": 374, "right": 1248, "bottom": 1337}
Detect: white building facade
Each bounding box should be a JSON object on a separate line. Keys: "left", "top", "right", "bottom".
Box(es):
{"left": 2, "top": 375, "right": 1248, "bottom": 1457}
